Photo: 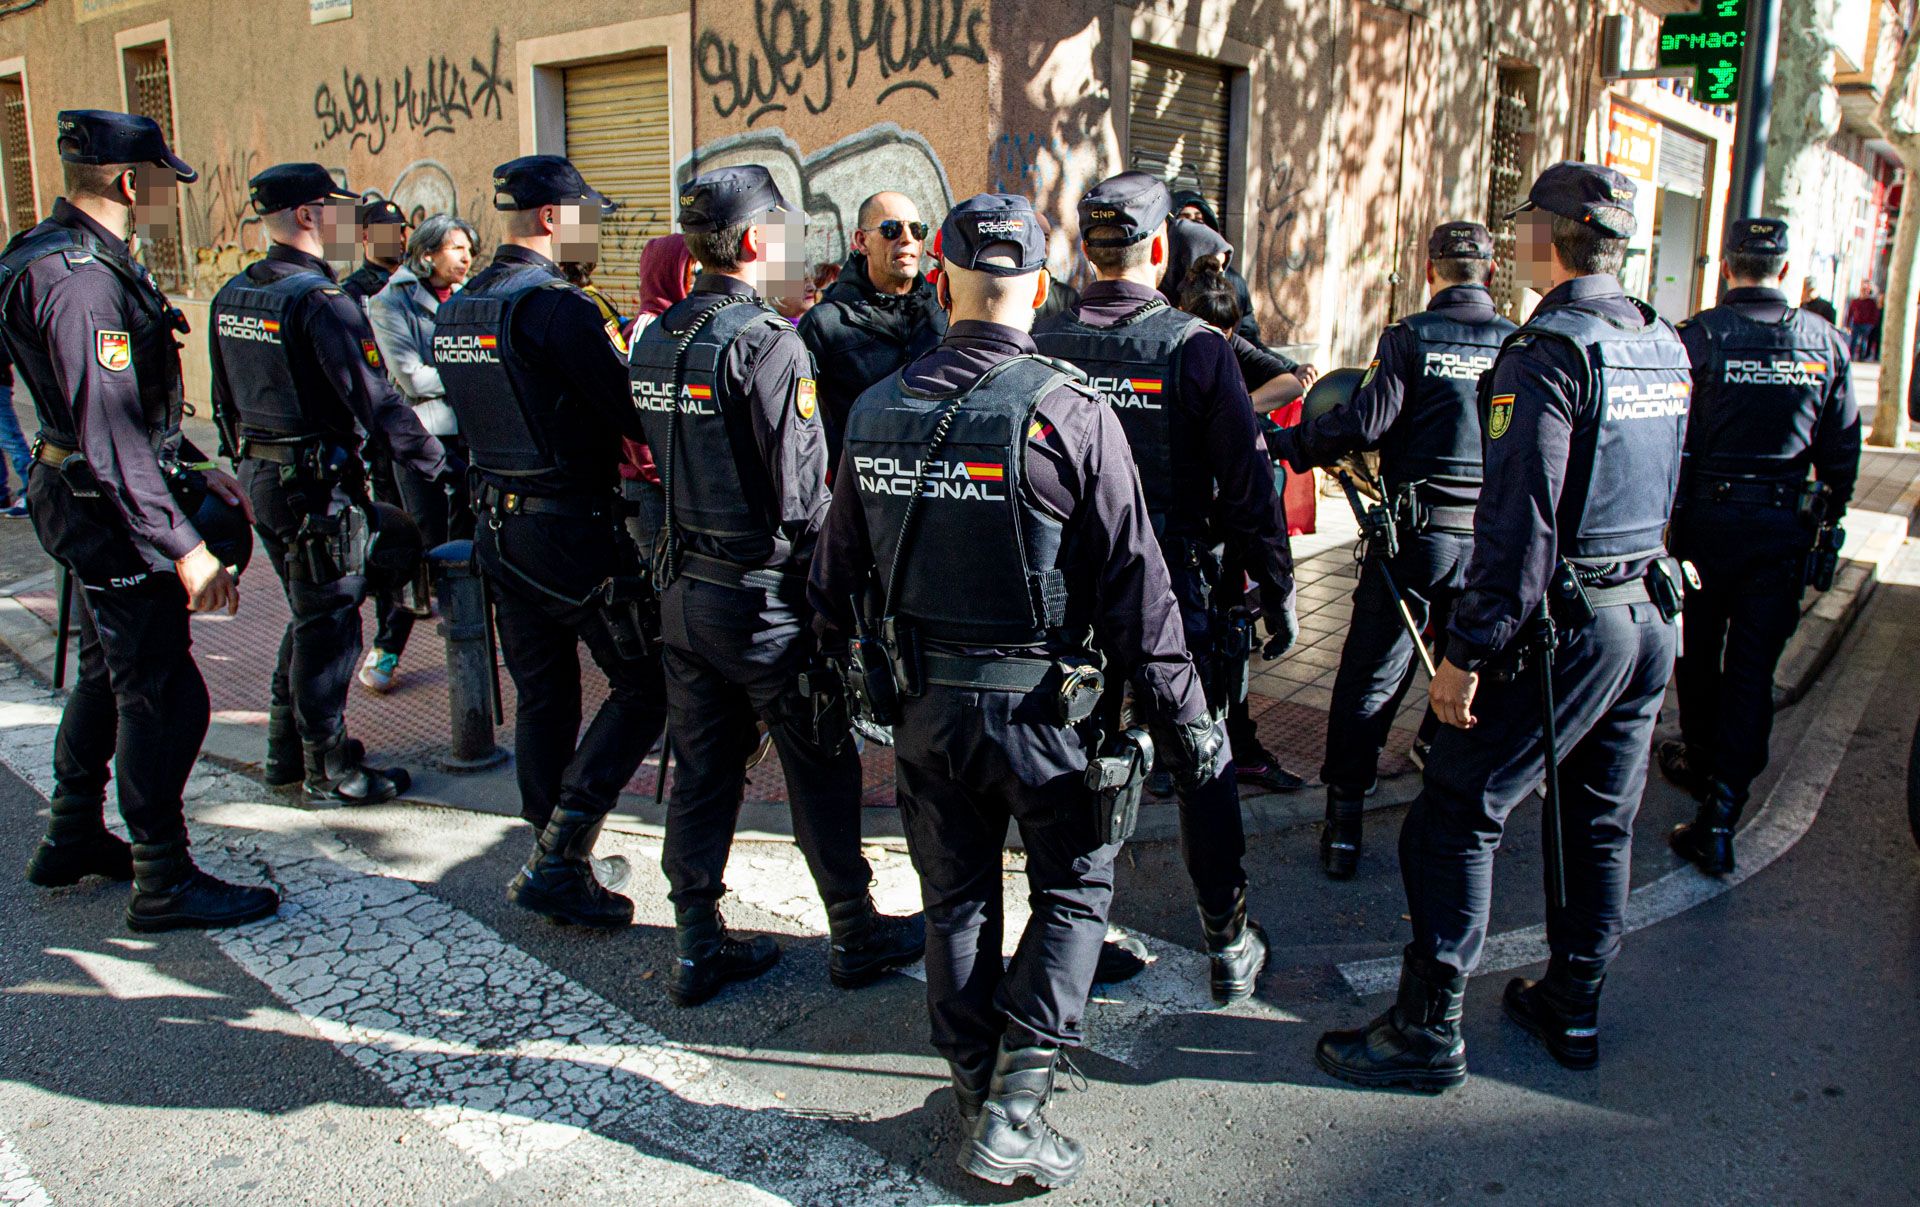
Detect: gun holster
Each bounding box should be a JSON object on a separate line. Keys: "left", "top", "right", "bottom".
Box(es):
{"left": 882, "top": 615, "right": 923, "bottom": 699}
{"left": 1546, "top": 559, "right": 1597, "bottom": 630}
{"left": 57, "top": 451, "right": 106, "bottom": 500}
{"left": 1085, "top": 726, "right": 1155, "bottom": 845}
{"left": 1218, "top": 607, "right": 1256, "bottom": 707}
{"left": 597, "top": 574, "right": 661, "bottom": 661}
{"left": 1646, "top": 556, "right": 1686, "bottom": 622}
{"left": 293, "top": 503, "right": 371, "bottom": 584}
{"left": 791, "top": 661, "right": 852, "bottom": 755}
{"left": 1806, "top": 525, "right": 1844, "bottom": 592}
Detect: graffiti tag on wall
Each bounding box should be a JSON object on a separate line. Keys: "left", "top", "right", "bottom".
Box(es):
{"left": 313, "top": 31, "right": 513, "bottom": 156}
{"left": 698, "top": 0, "right": 986, "bottom": 128}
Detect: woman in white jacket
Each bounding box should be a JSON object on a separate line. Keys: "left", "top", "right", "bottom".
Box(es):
{"left": 360, "top": 214, "right": 477, "bottom": 693}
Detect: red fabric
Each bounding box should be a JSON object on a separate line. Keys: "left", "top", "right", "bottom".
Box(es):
{"left": 1845, "top": 296, "right": 1879, "bottom": 327}
{"left": 621, "top": 236, "right": 696, "bottom": 483}
{"left": 1268, "top": 400, "right": 1317, "bottom": 537}
{"left": 428, "top": 282, "right": 454, "bottom": 304}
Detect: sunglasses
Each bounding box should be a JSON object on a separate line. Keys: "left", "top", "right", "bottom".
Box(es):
{"left": 867, "top": 219, "right": 928, "bottom": 242}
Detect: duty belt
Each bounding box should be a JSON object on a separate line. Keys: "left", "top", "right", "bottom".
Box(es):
{"left": 677, "top": 550, "right": 804, "bottom": 592}
{"left": 1686, "top": 476, "right": 1799, "bottom": 509}
{"left": 237, "top": 437, "right": 320, "bottom": 464}
{"left": 1421, "top": 504, "right": 1477, "bottom": 533}
{"left": 1582, "top": 577, "right": 1656, "bottom": 609}
{"left": 921, "top": 652, "right": 1054, "bottom": 693}
{"left": 33, "top": 440, "right": 75, "bottom": 468}
{"left": 475, "top": 482, "right": 613, "bottom": 519}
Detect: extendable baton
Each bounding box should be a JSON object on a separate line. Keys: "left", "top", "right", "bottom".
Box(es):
{"left": 1333, "top": 469, "right": 1437, "bottom": 679}
{"left": 1536, "top": 604, "right": 1566, "bottom": 912}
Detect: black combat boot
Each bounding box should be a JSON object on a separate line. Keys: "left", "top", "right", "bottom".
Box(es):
{"left": 825, "top": 895, "right": 926, "bottom": 988}
{"left": 507, "top": 808, "right": 634, "bottom": 928}
{"left": 25, "top": 794, "right": 133, "bottom": 887}
{"left": 668, "top": 905, "right": 781, "bottom": 1007}
{"left": 303, "top": 733, "right": 410, "bottom": 805}
{"left": 1320, "top": 785, "right": 1366, "bottom": 880}
{"left": 1669, "top": 779, "right": 1744, "bottom": 875}
{"left": 1198, "top": 891, "right": 1268, "bottom": 1005}
{"left": 1315, "top": 949, "right": 1468, "bottom": 1093}
{"left": 960, "top": 1040, "right": 1086, "bottom": 1189}
{"left": 124, "top": 839, "right": 279, "bottom": 933}
{"left": 949, "top": 1049, "right": 994, "bottom": 1124}
{"left": 1503, "top": 957, "right": 1605, "bottom": 1069}
{"left": 1094, "top": 932, "right": 1150, "bottom": 984}
{"left": 1656, "top": 739, "right": 1710, "bottom": 801}
{"left": 263, "top": 705, "right": 303, "bottom": 791}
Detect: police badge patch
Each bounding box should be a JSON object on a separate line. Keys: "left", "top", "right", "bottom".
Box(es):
{"left": 362, "top": 339, "right": 383, "bottom": 369}
{"left": 796, "top": 377, "right": 818, "bottom": 420}
{"left": 96, "top": 330, "right": 131, "bottom": 372}
{"left": 1360, "top": 359, "right": 1380, "bottom": 388}
{"left": 1488, "top": 393, "right": 1515, "bottom": 440}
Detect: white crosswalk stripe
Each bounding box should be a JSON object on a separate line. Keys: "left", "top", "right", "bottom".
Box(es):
{"left": 0, "top": 1125, "right": 52, "bottom": 1207}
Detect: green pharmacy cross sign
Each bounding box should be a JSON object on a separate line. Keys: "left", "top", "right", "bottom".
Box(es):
{"left": 1658, "top": 0, "right": 1747, "bottom": 103}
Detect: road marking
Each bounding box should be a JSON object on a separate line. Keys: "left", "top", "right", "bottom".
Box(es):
{"left": 0, "top": 686, "right": 935, "bottom": 1206}
{"left": 1337, "top": 614, "right": 1897, "bottom": 996}
{"left": 0, "top": 1125, "right": 51, "bottom": 1207}
{"left": 44, "top": 947, "right": 226, "bottom": 1000}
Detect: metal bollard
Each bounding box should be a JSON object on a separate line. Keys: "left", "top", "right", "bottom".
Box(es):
{"left": 428, "top": 540, "right": 510, "bottom": 772}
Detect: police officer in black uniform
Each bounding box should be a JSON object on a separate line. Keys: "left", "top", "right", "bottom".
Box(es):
{"left": 1317, "top": 163, "right": 1691, "bottom": 1088}
{"left": 811, "top": 192, "right": 1215, "bottom": 1189}
{"left": 2, "top": 111, "right": 277, "bottom": 930}
{"left": 1660, "top": 219, "right": 1859, "bottom": 874}
{"left": 339, "top": 198, "right": 407, "bottom": 305}
{"left": 1033, "top": 171, "right": 1295, "bottom": 1002}
{"left": 433, "top": 155, "right": 668, "bottom": 926}
{"left": 209, "top": 164, "right": 445, "bottom": 805}
{"left": 629, "top": 166, "right": 922, "bottom": 1006}
{"left": 1269, "top": 221, "right": 1516, "bottom": 878}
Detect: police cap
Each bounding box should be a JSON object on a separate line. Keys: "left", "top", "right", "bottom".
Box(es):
{"left": 676, "top": 165, "right": 788, "bottom": 233}
{"left": 250, "top": 163, "right": 359, "bottom": 215}
{"left": 357, "top": 198, "right": 407, "bottom": 226}
{"left": 934, "top": 193, "right": 1048, "bottom": 277}
{"left": 1725, "top": 217, "right": 1789, "bottom": 257}
{"left": 55, "top": 110, "right": 196, "bottom": 183}
{"left": 493, "top": 155, "right": 616, "bottom": 213}
{"left": 1509, "top": 161, "right": 1637, "bottom": 239}
{"left": 1077, "top": 171, "right": 1173, "bottom": 248}
{"left": 1428, "top": 221, "right": 1494, "bottom": 261}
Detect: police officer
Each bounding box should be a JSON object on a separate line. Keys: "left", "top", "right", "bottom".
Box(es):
{"left": 1268, "top": 221, "right": 1515, "bottom": 878}
{"left": 340, "top": 198, "right": 407, "bottom": 305}
{"left": 433, "top": 155, "right": 668, "bottom": 925}
{"left": 629, "top": 166, "right": 922, "bottom": 1006}
{"left": 1033, "top": 171, "right": 1295, "bottom": 1001}
{"left": 209, "top": 164, "right": 445, "bottom": 805}
{"left": 798, "top": 191, "right": 947, "bottom": 459}
{"left": 810, "top": 192, "right": 1216, "bottom": 1189}
{"left": 2, "top": 111, "right": 277, "bottom": 930}
{"left": 1317, "top": 163, "right": 1691, "bottom": 1087}
{"left": 1660, "top": 219, "right": 1859, "bottom": 874}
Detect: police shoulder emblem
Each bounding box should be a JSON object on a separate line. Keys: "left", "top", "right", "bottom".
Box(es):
{"left": 603, "top": 319, "right": 629, "bottom": 356}
{"left": 362, "top": 338, "right": 382, "bottom": 368}
{"left": 96, "top": 330, "right": 131, "bottom": 372}
{"left": 1488, "top": 393, "right": 1515, "bottom": 440}
{"left": 1360, "top": 359, "right": 1380, "bottom": 388}
{"left": 795, "top": 377, "right": 818, "bottom": 420}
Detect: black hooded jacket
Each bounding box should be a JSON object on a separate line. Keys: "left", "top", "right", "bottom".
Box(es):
{"left": 797, "top": 253, "right": 948, "bottom": 459}
{"left": 1170, "top": 190, "right": 1262, "bottom": 347}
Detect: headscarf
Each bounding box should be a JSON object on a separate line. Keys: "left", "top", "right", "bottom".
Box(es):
{"left": 621, "top": 235, "right": 696, "bottom": 484}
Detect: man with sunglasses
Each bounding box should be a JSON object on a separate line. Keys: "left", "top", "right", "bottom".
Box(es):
{"left": 209, "top": 163, "right": 447, "bottom": 807}
{"left": 799, "top": 193, "right": 946, "bottom": 460}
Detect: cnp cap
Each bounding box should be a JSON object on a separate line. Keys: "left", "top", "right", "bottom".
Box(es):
{"left": 1509, "top": 161, "right": 1637, "bottom": 239}
{"left": 676, "top": 165, "right": 789, "bottom": 233}
{"left": 357, "top": 198, "right": 406, "bottom": 226}
{"left": 1725, "top": 217, "right": 1789, "bottom": 256}
{"left": 56, "top": 109, "right": 196, "bottom": 183}
{"left": 1428, "top": 220, "right": 1494, "bottom": 261}
{"left": 933, "top": 193, "right": 1048, "bottom": 277}
{"left": 492, "top": 155, "right": 615, "bottom": 213}
{"left": 1077, "top": 171, "right": 1172, "bottom": 248}
{"left": 249, "top": 163, "right": 358, "bottom": 214}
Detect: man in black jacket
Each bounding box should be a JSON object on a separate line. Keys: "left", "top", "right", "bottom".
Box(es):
{"left": 1171, "top": 189, "right": 1261, "bottom": 347}
{"left": 798, "top": 192, "right": 947, "bottom": 459}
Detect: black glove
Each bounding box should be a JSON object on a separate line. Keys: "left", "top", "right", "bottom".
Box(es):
{"left": 1151, "top": 714, "right": 1227, "bottom": 793}
{"left": 1261, "top": 590, "right": 1298, "bottom": 659}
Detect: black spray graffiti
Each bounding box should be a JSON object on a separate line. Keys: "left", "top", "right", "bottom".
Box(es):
{"left": 1256, "top": 155, "right": 1312, "bottom": 336}
{"left": 313, "top": 31, "right": 513, "bottom": 156}
{"left": 698, "top": 0, "right": 986, "bottom": 128}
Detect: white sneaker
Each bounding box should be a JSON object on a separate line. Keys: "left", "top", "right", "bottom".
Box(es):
{"left": 358, "top": 648, "right": 400, "bottom": 694}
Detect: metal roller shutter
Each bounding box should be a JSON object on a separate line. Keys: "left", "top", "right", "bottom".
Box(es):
{"left": 563, "top": 55, "right": 673, "bottom": 315}
{"left": 1656, "top": 126, "right": 1709, "bottom": 198}
{"left": 1128, "top": 46, "right": 1231, "bottom": 222}
{"left": 0, "top": 78, "right": 36, "bottom": 238}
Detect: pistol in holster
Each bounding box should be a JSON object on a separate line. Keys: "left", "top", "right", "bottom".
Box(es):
{"left": 792, "top": 660, "right": 853, "bottom": 755}
{"left": 1806, "top": 524, "right": 1844, "bottom": 592}
{"left": 596, "top": 573, "right": 662, "bottom": 661}
{"left": 293, "top": 503, "right": 371, "bottom": 584}
{"left": 1085, "top": 726, "right": 1155, "bottom": 846}
{"left": 846, "top": 598, "right": 901, "bottom": 729}
{"left": 1216, "top": 606, "right": 1256, "bottom": 707}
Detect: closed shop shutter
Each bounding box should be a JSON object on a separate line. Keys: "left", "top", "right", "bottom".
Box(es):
{"left": 1128, "top": 46, "right": 1231, "bottom": 222}
{"left": 563, "top": 55, "right": 673, "bottom": 316}
{"left": 1656, "top": 126, "right": 1710, "bottom": 198}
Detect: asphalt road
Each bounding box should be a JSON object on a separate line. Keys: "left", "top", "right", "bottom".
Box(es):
{"left": 0, "top": 552, "right": 1916, "bottom": 1204}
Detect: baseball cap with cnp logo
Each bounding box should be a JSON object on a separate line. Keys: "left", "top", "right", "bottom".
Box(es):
{"left": 1507, "top": 161, "right": 1638, "bottom": 239}
{"left": 934, "top": 193, "right": 1048, "bottom": 276}
{"left": 1724, "top": 217, "right": 1789, "bottom": 257}
{"left": 1077, "top": 171, "right": 1174, "bottom": 248}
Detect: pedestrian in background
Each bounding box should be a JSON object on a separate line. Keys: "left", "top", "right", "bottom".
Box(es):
{"left": 361, "top": 212, "right": 477, "bottom": 694}
{"left": 1844, "top": 284, "right": 1880, "bottom": 361}
{"left": 620, "top": 234, "right": 696, "bottom": 558}
{"left": 0, "top": 342, "right": 32, "bottom": 515}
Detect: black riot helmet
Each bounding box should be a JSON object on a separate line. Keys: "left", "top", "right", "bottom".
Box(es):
{"left": 1300, "top": 367, "right": 1364, "bottom": 431}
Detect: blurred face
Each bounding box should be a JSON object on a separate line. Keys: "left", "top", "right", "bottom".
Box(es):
{"left": 129, "top": 164, "right": 178, "bottom": 242}
{"left": 552, "top": 203, "right": 601, "bottom": 263}
{"left": 314, "top": 199, "right": 360, "bottom": 261}
{"left": 1176, "top": 203, "right": 1206, "bottom": 224}
{"left": 364, "top": 222, "right": 408, "bottom": 266}
{"left": 426, "top": 227, "right": 474, "bottom": 287}
{"left": 1515, "top": 210, "right": 1556, "bottom": 292}
{"left": 756, "top": 209, "right": 810, "bottom": 302}
{"left": 853, "top": 195, "right": 925, "bottom": 289}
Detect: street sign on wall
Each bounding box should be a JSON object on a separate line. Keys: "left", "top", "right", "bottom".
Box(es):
{"left": 1658, "top": 0, "right": 1746, "bottom": 104}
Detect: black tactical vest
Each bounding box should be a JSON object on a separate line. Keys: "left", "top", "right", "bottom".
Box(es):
{"left": 433, "top": 261, "right": 576, "bottom": 481}
{"left": 0, "top": 221, "right": 187, "bottom": 454}
{"left": 1682, "top": 305, "right": 1837, "bottom": 481}
{"left": 1034, "top": 300, "right": 1201, "bottom": 527}
{"left": 1508, "top": 300, "right": 1691, "bottom": 563}
{"left": 629, "top": 295, "right": 791, "bottom": 556}
{"left": 210, "top": 269, "right": 333, "bottom": 439}
{"left": 1385, "top": 310, "right": 1516, "bottom": 491}
{"left": 844, "top": 355, "right": 1075, "bottom": 647}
